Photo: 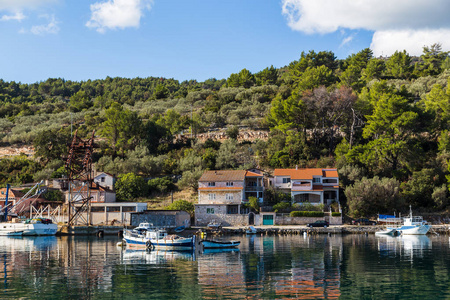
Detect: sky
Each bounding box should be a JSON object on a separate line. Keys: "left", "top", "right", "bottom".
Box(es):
{"left": 1, "top": 0, "right": 450, "bottom": 84}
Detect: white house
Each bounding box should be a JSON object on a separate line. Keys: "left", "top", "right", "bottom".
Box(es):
{"left": 272, "top": 168, "right": 339, "bottom": 205}
{"left": 94, "top": 172, "right": 116, "bottom": 190}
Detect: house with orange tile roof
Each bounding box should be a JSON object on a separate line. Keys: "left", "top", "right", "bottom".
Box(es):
{"left": 272, "top": 168, "right": 339, "bottom": 206}
{"left": 195, "top": 169, "right": 264, "bottom": 226}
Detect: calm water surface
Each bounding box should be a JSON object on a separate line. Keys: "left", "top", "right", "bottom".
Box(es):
{"left": 1, "top": 233, "right": 450, "bottom": 299}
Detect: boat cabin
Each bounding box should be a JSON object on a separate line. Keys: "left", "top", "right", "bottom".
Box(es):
{"left": 146, "top": 229, "right": 168, "bottom": 240}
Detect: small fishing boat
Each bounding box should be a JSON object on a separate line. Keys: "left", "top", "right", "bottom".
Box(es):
{"left": 174, "top": 226, "right": 185, "bottom": 233}
{"left": 246, "top": 226, "right": 257, "bottom": 234}
{"left": 123, "top": 223, "right": 195, "bottom": 250}
{"left": 0, "top": 218, "right": 57, "bottom": 236}
{"left": 202, "top": 240, "right": 240, "bottom": 249}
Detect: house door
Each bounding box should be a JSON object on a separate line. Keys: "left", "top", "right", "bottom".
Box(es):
{"left": 262, "top": 215, "right": 274, "bottom": 225}
{"left": 248, "top": 213, "right": 254, "bottom": 225}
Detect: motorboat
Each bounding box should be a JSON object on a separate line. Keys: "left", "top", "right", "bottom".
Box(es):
{"left": 388, "top": 207, "right": 431, "bottom": 235}
{"left": 0, "top": 218, "right": 57, "bottom": 236}
{"left": 201, "top": 240, "right": 240, "bottom": 249}
{"left": 123, "top": 223, "right": 195, "bottom": 250}
{"left": 375, "top": 228, "right": 400, "bottom": 236}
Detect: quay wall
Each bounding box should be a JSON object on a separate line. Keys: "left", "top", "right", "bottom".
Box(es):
{"left": 275, "top": 216, "right": 342, "bottom": 226}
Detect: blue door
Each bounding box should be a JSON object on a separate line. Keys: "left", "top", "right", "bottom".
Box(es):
{"left": 263, "top": 215, "right": 274, "bottom": 225}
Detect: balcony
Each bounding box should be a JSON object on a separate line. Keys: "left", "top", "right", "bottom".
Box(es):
{"left": 245, "top": 186, "right": 263, "bottom": 192}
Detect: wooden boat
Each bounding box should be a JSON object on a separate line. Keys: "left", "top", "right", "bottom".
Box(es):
{"left": 202, "top": 240, "right": 240, "bottom": 249}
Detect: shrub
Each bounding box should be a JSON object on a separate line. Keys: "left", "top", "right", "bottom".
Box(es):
{"left": 290, "top": 211, "right": 324, "bottom": 217}
{"left": 249, "top": 196, "right": 260, "bottom": 212}
{"left": 147, "top": 177, "right": 176, "bottom": 195}
{"left": 165, "top": 200, "right": 195, "bottom": 216}
{"left": 273, "top": 202, "right": 291, "bottom": 212}
{"left": 331, "top": 212, "right": 341, "bottom": 217}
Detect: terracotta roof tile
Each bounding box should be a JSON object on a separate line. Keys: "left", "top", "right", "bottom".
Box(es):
{"left": 245, "top": 171, "right": 263, "bottom": 177}
{"left": 199, "top": 170, "right": 247, "bottom": 182}
{"left": 198, "top": 187, "right": 243, "bottom": 190}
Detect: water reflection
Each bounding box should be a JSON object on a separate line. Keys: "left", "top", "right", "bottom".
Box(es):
{"left": 121, "top": 249, "right": 194, "bottom": 264}
{"left": 0, "top": 234, "right": 449, "bottom": 299}
{"left": 376, "top": 235, "right": 432, "bottom": 258}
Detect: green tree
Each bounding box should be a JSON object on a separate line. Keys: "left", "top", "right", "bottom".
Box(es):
{"left": 362, "top": 58, "right": 385, "bottom": 81}
{"left": 115, "top": 173, "right": 148, "bottom": 201}
{"left": 165, "top": 199, "right": 195, "bottom": 216}
{"left": 33, "top": 128, "right": 70, "bottom": 164}
{"left": 385, "top": 50, "right": 413, "bottom": 79}
{"left": 255, "top": 65, "right": 278, "bottom": 85}
{"left": 248, "top": 196, "right": 260, "bottom": 212}
{"left": 415, "top": 43, "right": 449, "bottom": 76}
{"left": 345, "top": 176, "right": 402, "bottom": 217}
{"left": 153, "top": 83, "right": 170, "bottom": 99}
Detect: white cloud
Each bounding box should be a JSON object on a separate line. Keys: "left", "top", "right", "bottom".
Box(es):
{"left": 86, "top": 0, "right": 153, "bottom": 33}
{"left": 281, "top": 0, "right": 450, "bottom": 55}
{"left": 371, "top": 29, "right": 450, "bottom": 57}
{"left": 30, "top": 14, "right": 59, "bottom": 35}
{"left": 1, "top": 12, "right": 25, "bottom": 22}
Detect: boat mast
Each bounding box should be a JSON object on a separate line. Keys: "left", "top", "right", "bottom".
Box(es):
{"left": 3, "top": 184, "right": 10, "bottom": 221}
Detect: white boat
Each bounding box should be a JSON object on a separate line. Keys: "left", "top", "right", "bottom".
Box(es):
{"left": 388, "top": 207, "right": 431, "bottom": 235}
{"left": 0, "top": 218, "right": 57, "bottom": 236}
{"left": 375, "top": 228, "right": 399, "bottom": 236}
{"left": 0, "top": 230, "right": 23, "bottom": 236}
{"left": 202, "top": 240, "right": 240, "bottom": 249}
{"left": 123, "top": 223, "right": 195, "bottom": 250}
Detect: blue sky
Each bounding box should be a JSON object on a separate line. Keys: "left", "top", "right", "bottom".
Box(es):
{"left": 1, "top": 0, "right": 449, "bottom": 84}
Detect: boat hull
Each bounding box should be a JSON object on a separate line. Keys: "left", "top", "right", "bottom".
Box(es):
{"left": 375, "top": 228, "right": 400, "bottom": 236}
{"left": 202, "top": 240, "right": 240, "bottom": 249}
{"left": 389, "top": 225, "right": 431, "bottom": 235}
{"left": 123, "top": 234, "right": 194, "bottom": 251}
{"left": 0, "top": 223, "right": 57, "bottom": 236}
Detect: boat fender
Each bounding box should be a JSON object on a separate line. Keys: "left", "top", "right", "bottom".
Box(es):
{"left": 146, "top": 240, "right": 151, "bottom": 250}
{"left": 97, "top": 231, "right": 104, "bottom": 238}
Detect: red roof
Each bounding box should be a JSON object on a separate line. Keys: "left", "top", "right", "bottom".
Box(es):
{"left": 199, "top": 170, "right": 262, "bottom": 182}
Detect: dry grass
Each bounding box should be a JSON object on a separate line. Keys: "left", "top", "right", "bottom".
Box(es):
{"left": 143, "top": 189, "right": 198, "bottom": 210}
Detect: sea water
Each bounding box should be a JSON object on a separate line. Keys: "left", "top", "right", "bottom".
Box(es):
{"left": 1, "top": 233, "right": 449, "bottom": 299}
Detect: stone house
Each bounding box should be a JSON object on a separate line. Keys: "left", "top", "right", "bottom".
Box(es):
{"left": 195, "top": 170, "right": 264, "bottom": 226}
{"left": 271, "top": 168, "right": 339, "bottom": 205}
{"left": 130, "top": 210, "right": 190, "bottom": 228}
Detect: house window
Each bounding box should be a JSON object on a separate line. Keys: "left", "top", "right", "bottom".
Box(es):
{"left": 297, "top": 194, "right": 309, "bottom": 202}
{"left": 208, "top": 193, "right": 216, "bottom": 201}
{"left": 226, "top": 182, "right": 233, "bottom": 187}
{"left": 282, "top": 178, "right": 291, "bottom": 184}
{"left": 227, "top": 205, "right": 238, "bottom": 214}
{"left": 206, "top": 208, "right": 215, "bottom": 214}
{"left": 226, "top": 193, "right": 233, "bottom": 201}
{"left": 313, "top": 177, "right": 320, "bottom": 183}
{"left": 101, "top": 177, "right": 105, "bottom": 183}
{"left": 208, "top": 182, "right": 216, "bottom": 187}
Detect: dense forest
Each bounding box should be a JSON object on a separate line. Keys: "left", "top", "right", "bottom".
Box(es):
{"left": 1, "top": 44, "right": 449, "bottom": 217}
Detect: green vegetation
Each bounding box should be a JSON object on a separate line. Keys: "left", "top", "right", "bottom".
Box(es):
{"left": 290, "top": 211, "right": 324, "bottom": 217}
{"left": 0, "top": 44, "right": 450, "bottom": 216}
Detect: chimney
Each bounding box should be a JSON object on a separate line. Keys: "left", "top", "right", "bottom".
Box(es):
{"left": 295, "top": 165, "right": 298, "bottom": 170}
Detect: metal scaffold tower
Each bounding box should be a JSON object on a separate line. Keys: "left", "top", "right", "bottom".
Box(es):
{"left": 65, "top": 130, "right": 95, "bottom": 226}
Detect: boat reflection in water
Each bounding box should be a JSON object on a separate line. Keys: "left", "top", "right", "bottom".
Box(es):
{"left": 376, "top": 234, "right": 431, "bottom": 258}
{"left": 120, "top": 248, "right": 194, "bottom": 264}
{"left": 0, "top": 235, "right": 57, "bottom": 252}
